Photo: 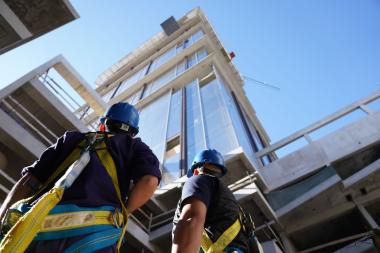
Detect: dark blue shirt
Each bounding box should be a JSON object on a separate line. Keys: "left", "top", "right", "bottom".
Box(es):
{"left": 180, "top": 174, "right": 218, "bottom": 208}
{"left": 22, "top": 131, "right": 161, "bottom": 208}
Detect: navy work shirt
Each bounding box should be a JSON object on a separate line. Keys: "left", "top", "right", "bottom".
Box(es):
{"left": 180, "top": 174, "right": 218, "bottom": 208}
{"left": 22, "top": 131, "right": 161, "bottom": 208}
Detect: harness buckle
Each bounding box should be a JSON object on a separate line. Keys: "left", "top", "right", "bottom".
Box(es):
{"left": 111, "top": 208, "right": 124, "bottom": 228}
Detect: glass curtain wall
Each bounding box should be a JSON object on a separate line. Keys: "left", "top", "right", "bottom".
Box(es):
{"left": 138, "top": 92, "right": 171, "bottom": 164}
{"left": 186, "top": 80, "right": 206, "bottom": 169}
{"left": 162, "top": 90, "right": 182, "bottom": 184}
{"left": 216, "top": 73, "right": 257, "bottom": 167}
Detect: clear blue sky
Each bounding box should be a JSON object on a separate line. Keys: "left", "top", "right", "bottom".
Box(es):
{"left": 1, "top": 1, "right": 380, "bottom": 149}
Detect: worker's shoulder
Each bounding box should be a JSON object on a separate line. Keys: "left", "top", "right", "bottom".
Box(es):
{"left": 61, "top": 130, "right": 85, "bottom": 143}
{"left": 185, "top": 174, "right": 218, "bottom": 189}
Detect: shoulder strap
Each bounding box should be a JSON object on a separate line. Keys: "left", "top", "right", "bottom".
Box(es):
{"left": 93, "top": 137, "right": 129, "bottom": 251}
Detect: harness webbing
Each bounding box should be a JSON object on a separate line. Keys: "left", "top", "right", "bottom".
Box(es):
{"left": 0, "top": 133, "right": 129, "bottom": 253}
{"left": 201, "top": 218, "right": 241, "bottom": 253}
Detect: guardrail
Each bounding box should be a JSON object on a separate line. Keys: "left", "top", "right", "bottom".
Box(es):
{"left": 256, "top": 90, "right": 380, "bottom": 166}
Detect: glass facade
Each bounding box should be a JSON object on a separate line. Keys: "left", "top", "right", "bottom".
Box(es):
{"left": 135, "top": 67, "right": 266, "bottom": 186}
{"left": 138, "top": 92, "right": 171, "bottom": 164}
{"left": 186, "top": 80, "right": 206, "bottom": 169}
{"left": 94, "top": 27, "right": 267, "bottom": 186}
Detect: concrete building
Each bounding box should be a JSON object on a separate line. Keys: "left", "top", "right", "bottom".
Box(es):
{"left": 0, "top": 0, "right": 79, "bottom": 55}
{"left": 1, "top": 7, "right": 380, "bottom": 253}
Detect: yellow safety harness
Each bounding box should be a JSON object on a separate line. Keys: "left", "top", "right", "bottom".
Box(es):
{"left": 0, "top": 133, "right": 129, "bottom": 252}
{"left": 201, "top": 218, "right": 241, "bottom": 253}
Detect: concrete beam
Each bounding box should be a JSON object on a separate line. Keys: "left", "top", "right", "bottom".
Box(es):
{"left": 259, "top": 110, "right": 380, "bottom": 192}
{"left": 0, "top": 109, "right": 45, "bottom": 158}
{"left": 343, "top": 158, "right": 380, "bottom": 189}
{"left": 285, "top": 187, "right": 380, "bottom": 234}
{"left": 0, "top": 0, "right": 32, "bottom": 39}
{"left": 53, "top": 57, "right": 107, "bottom": 116}
{"left": 29, "top": 78, "right": 88, "bottom": 132}
{"left": 276, "top": 175, "right": 341, "bottom": 217}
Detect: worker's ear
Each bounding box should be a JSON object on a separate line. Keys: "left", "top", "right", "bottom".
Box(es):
{"left": 194, "top": 168, "right": 200, "bottom": 176}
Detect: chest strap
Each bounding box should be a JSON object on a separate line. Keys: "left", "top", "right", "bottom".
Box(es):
{"left": 201, "top": 218, "right": 241, "bottom": 253}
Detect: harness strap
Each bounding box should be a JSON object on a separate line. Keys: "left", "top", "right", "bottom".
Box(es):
{"left": 201, "top": 218, "right": 241, "bottom": 253}
{"left": 95, "top": 141, "right": 129, "bottom": 251}
{"left": 62, "top": 227, "right": 122, "bottom": 253}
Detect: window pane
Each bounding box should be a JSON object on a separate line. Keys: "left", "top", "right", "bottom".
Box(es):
{"left": 151, "top": 67, "right": 176, "bottom": 94}
{"left": 138, "top": 92, "right": 171, "bottom": 164}
{"left": 142, "top": 82, "right": 153, "bottom": 99}
{"left": 191, "top": 29, "right": 204, "bottom": 43}
{"left": 176, "top": 59, "right": 186, "bottom": 76}
{"left": 176, "top": 42, "right": 184, "bottom": 54}
{"left": 167, "top": 90, "right": 182, "bottom": 140}
{"left": 218, "top": 74, "right": 257, "bottom": 167}
{"left": 200, "top": 79, "right": 238, "bottom": 155}
{"left": 186, "top": 80, "right": 206, "bottom": 168}
{"left": 162, "top": 136, "right": 180, "bottom": 185}
{"left": 197, "top": 48, "right": 208, "bottom": 62}
{"left": 187, "top": 53, "right": 197, "bottom": 69}
{"left": 155, "top": 46, "right": 176, "bottom": 70}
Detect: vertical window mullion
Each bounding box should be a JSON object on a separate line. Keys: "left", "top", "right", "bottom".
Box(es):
{"left": 180, "top": 87, "right": 187, "bottom": 177}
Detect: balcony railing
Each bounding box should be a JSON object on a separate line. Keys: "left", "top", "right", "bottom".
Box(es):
{"left": 256, "top": 90, "right": 380, "bottom": 167}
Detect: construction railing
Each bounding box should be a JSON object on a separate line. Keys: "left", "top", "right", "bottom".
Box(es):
{"left": 256, "top": 90, "right": 380, "bottom": 167}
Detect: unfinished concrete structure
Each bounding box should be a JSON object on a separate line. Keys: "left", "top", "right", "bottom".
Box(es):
{"left": 1, "top": 7, "right": 380, "bottom": 253}
{"left": 0, "top": 0, "right": 79, "bottom": 55}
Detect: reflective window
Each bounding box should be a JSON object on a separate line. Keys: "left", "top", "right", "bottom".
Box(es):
{"left": 102, "top": 83, "right": 120, "bottom": 102}
{"left": 200, "top": 79, "right": 238, "bottom": 155}
{"left": 187, "top": 53, "right": 197, "bottom": 69}
{"left": 176, "top": 42, "right": 184, "bottom": 54}
{"left": 176, "top": 59, "right": 186, "bottom": 76}
{"left": 155, "top": 46, "right": 176, "bottom": 69}
{"left": 167, "top": 90, "right": 182, "bottom": 140}
{"left": 116, "top": 63, "right": 149, "bottom": 96}
{"left": 142, "top": 82, "right": 153, "bottom": 99}
{"left": 151, "top": 67, "right": 176, "bottom": 94}
{"left": 186, "top": 80, "right": 206, "bottom": 168}
{"left": 218, "top": 74, "right": 256, "bottom": 167}
{"left": 162, "top": 136, "right": 181, "bottom": 185}
{"left": 197, "top": 48, "right": 208, "bottom": 62}
{"left": 124, "top": 87, "right": 143, "bottom": 105}
{"left": 191, "top": 29, "right": 204, "bottom": 43}
{"left": 138, "top": 92, "right": 171, "bottom": 164}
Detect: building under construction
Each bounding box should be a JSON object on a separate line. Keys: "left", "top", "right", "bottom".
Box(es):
{"left": 0, "top": 5, "right": 380, "bottom": 253}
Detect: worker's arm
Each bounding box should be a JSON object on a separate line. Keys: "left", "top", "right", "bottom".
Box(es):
{"left": 171, "top": 197, "right": 207, "bottom": 253}
{"left": 126, "top": 175, "right": 158, "bottom": 213}
{"left": 0, "top": 173, "right": 40, "bottom": 221}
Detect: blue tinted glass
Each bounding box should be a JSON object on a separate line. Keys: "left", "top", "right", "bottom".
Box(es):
{"left": 176, "top": 59, "right": 186, "bottom": 76}
{"left": 187, "top": 53, "right": 197, "bottom": 69}
{"left": 162, "top": 150, "right": 180, "bottom": 184}
{"left": 191, "top": 30, "right": 204, "bottom": 43}
{"left": 218, "top": 74, "right": 257, "bottom": 167}
{"left": 138, "top": 92, "right": 171, "bottom": 163}
{"left": 167, "top": 90, "right": 182, "bottom": 139}
{"left": 151, "top": 67, "right": 176, "bottom": 94}
{"left": 196, "top": 48, "right": 208, "bottom": 62}
{"left": 200, "top": 79, "right": 239, "bottom": 155}
{"left": 186, "top": 80, "right": 206, "bottom": 169}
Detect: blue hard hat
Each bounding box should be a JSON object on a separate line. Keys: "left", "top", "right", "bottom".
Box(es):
{"left": 187, "top": 149, "right": 227, "bottom": 177}
{"left": 102, "top": 102, "right": 139, "bottom": 133}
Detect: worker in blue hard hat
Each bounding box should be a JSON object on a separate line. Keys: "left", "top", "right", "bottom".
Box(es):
{"left": 0, "top": 102, "right": 161, "bottom": 252}
{"left": 172, "top": 149, "right": 261, "bottom": 253}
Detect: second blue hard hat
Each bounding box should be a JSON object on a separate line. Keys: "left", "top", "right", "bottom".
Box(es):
{"left": 187, "top": 149, "right": 227, "bottom": 177}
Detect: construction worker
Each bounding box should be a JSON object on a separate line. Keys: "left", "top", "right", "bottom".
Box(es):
{"left": 172, "top": 149, "right": 258, "bottom": 253}
{"left": 0, "top": 102, "right": 161, "bottom": 252}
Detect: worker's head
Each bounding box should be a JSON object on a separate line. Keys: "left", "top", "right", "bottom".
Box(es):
{"left": 187, "top": 149, "right": 227, "bottom": 178}
{"left": 99, "top": 102, "right": 139, "bottom": 136}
